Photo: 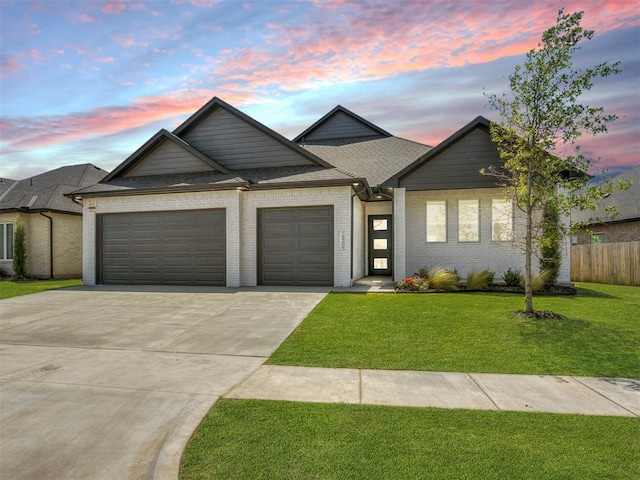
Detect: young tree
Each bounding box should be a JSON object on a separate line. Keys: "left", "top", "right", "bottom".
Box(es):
{"left": 13, "top": 215, "right": 27, "bottom": 279}
{"left": 484, "top": 9, "right": 624, "bottom": 315}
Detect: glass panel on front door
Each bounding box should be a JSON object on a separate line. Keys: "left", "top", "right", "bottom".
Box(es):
{"left": 368, "top": 215, "right": 392, "bottom": 275}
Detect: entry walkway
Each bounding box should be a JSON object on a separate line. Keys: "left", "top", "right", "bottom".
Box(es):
{"left": 225, "top": 365, "right": 639, "bottom": 417}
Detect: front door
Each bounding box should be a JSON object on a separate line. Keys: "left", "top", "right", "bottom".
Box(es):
{"left": 368, "top": 215, "right": 392, "bottom": 275}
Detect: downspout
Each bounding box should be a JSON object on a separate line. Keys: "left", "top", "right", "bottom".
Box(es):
{"left": 350, "top": 184, "right": 367, "bottom": 281}
{"left": 39, "top": 211, "right": 54, "bottom": 279}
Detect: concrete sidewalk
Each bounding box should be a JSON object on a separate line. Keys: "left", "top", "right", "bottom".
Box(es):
{"left": 225, "top": 365, "right": 640, "bottom": 417}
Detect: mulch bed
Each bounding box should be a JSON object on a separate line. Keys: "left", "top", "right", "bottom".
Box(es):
{"left": 395, "top": 285, "right": 577, "bottom": 296}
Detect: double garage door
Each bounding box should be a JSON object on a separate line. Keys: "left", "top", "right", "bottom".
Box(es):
{"left": 99, "top": 210, "right": 226, "bottom": 286}
{"left": 98, "top": 206, "right": 334, "bottom": 286}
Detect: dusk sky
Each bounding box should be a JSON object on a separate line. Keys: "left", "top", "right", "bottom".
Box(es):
{"left": 1, "top": 0, "right": 638, "bottom": 181}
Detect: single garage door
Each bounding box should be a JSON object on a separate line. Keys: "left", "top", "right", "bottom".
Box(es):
{"left": 259, "top": 206, "right": 333, "bottom": 286}
{"left": 99, "top": 209, "right": 226, "bottom": 285}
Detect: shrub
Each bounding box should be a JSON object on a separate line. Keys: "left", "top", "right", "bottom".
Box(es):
{"left": 396, "top": 276, "right": 430, "bottom": 292}
{"left": 523, "top": 269, "right": 553, "bottom": 292}
{"left": 466, "top": 269, "right": 495, "bottom": 290}
{"left": 428, "top": 267, "right": 458, "bottom": 292}
{"left": 502, "top": 268, "right": 523, "bottom": 287}
{"left": 13, "top": 216, "right": 26, "bottom": 279}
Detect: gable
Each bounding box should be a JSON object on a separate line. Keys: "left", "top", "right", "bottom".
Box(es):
{"left": 399, "top": 127, "right": 502, "bottom": 190}
{"left": 302, "top": 110, "right": 387, "bottom": 142}
{"left": 122, "top": 138, "right": 216, "bottom": 177}
{"left": 294, "top": 106, "right": 392, "bottom": 144}
{"left": 179, "top": 106, "right": 319, "bottom": 170}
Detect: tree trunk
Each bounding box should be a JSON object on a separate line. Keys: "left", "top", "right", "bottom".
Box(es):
{"left": 524, "top": 206, "right": 534, "bottom": 314}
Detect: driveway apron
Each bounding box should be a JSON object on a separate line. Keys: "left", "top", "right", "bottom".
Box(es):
{"left": 0, "top": 286, "right": 328, "bottom": 480}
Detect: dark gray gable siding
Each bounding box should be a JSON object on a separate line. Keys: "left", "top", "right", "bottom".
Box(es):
{"left": 123, "top": 139, "right": 216, "bottom": 177}
{"left": 399, "top": 128, "right": 502, "bottom": 190}
{"left": 303, "top": 111, "right": 386, "bottom": 141}
{"left": 181, "top": 107, "right": 316, "bottom": 169}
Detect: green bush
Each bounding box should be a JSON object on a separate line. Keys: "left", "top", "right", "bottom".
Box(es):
{"left": 13, "top": 216, "right": 26, "bottom": 279}
{"left": 502, "top": 268, "right": 522, "bottom": 286}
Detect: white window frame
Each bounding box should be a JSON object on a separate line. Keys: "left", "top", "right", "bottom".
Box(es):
{"left": 458, "top": 199, "right": 480, "bottom": 242}
{"left": 491, "top": 199, "right": 513, "bottom": 242}
{"left": 0, "top": 223, "right": 14, "bottom": 260}
{"left": 426, "top": 200, "right": 447, "bottom": 243}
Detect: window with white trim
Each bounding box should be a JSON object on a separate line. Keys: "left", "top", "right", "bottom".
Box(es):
{"left": 491, "top": 199, "right": 513, "bottom": 241}
{"left": 426, "top": 200, "right": 447, "bottom": 242}
{"left": 458, "top": 199, "right": 479, "bottom": 242}
{"left": 0, "top": 223, "right": 14, "bottom": 260}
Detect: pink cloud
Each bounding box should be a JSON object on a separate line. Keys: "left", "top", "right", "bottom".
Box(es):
{"left": 0, "top": 55, "right": 22, "bottom": 76}
{"left": 76, "top": 12, "right": 96, "bottom": 23}
{"left": 209, "top": 0, "right": 640, "bottom": 93}
{"left": 1, "top": 91, "right": 255, "bottom": 150}
{"left": 101, "top": 0, "right": 126, "bottom": 14}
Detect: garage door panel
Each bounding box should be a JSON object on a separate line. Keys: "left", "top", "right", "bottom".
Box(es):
{"left": 100, "top": 209, "right": 225, "bottom": 286}
{"left": 298, "top": 253, "right": 332, "bottom": 265}
{"left": 259, "top": 206, "right": 333, "bottom": 286}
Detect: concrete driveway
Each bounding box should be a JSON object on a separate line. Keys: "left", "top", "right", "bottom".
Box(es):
{"left": 0, "top": 285, "right": 328, "bottom": 480}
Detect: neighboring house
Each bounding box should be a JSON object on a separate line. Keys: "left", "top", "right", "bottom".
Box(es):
{"left": 71, "top": 97, "right": 569, "bottom": 287}
{"left": 0, "top": 164, "right": 108, "bottom": 278}
{"left": 571, "top": 165, "right": 640, "bottom": 245}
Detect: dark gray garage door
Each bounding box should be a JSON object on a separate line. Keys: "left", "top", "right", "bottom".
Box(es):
{"left": 259, "top": 206, "right": 334, "bottom": 286}
{"left": 99, "top": 209, "right": 225, "bottom": 285}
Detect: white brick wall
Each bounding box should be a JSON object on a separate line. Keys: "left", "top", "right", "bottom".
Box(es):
{"left": 241, "top": 186, "right": 353, "bottom": 287}
{"left": 352, "top": 197, "right": 366, "bottom": 280}
{"left": 393, "top": 188, "right": 406, "bottom": 281}
{"left": 404, "top": 189, "right": 545, "bottom": 281}
{"left": 82, "top": 186, "right": 354, "bottom": 287}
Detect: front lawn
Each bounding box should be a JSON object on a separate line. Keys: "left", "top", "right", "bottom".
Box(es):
{"left": 0, "top": 279, "right": 82, "bottom": 300}
{"left": 181, "top": 399, "right": 640, "bottom": 480}
{"left": 268, "top": 283, "right": 640, "bottom": 377}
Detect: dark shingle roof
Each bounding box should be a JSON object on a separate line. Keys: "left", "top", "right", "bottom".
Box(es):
{"left": 0, "top": 164, "right": 108, "bottom": 214}
{"left": 301, "top": 136, "right": 432, "bottom": 186}
{"left": 573, "top": 165, "right": 640, "bottom": 224}
{"left": 238, "top": 165, "right": 358, "bottom": 185}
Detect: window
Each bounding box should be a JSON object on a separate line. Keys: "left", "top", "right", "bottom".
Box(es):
{"left": 458, "top": 199, "right": 479, "bottom": 242}
{"left": 426, "top": 201, "right": 447, "bottom": 242}
{"left": 491, "top": 199, "right": 513, "bottom": 241}
{"left": 0, "top": 223, "right": 14, "bottom": 260}
{"left": 591, "top": 233, "right": 604, "bottom": 245}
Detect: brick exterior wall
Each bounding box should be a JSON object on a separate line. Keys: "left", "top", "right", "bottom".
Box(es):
{"left": 575, "top": 221, "right": 640, "bottom": 245}
{"left": 0, "top": 212, "right": 83, "bottom": 279}
{"left": 82, "top": 186, "right": 354, "bottom": 287}
{"left": 403, "top": 189, "right": 573, "bottom": 283}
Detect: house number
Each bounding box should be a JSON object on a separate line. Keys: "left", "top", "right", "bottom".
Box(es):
{"left": 339, "top": 231, "right": 345, "bottom": 250}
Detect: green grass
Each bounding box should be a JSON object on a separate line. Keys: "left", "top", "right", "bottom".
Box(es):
{"left": 268, "top": 283, "right": 640, "bottom": 377}
{"left": 181, "top": 399, "right": 640, "bottom": 480}
{"left": 0, "top": 279, "right": 82, "bottom": 299}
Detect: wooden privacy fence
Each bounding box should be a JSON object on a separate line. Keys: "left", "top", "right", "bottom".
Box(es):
{"left": 571, "top": 241, "right": 640, "bottom": 286}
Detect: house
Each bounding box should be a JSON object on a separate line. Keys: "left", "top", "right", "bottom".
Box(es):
{"left": 71, "top": 97, "right": 569, "bottom": 287}
{"left": 0, "top": 164, "right": 108, "bottom": 278}
{"left": 571, "top": 165, "right": 639, "bottom": 245}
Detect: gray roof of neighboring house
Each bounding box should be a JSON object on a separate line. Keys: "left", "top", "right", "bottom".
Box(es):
{"left": 573, "top": 165, "right": 640, "bottom": 225}
{"left": 0, "top": 164, "right": 108, "bottom": 214}
{"left": 301, "top": 136, "right": 432, "bottom": 186}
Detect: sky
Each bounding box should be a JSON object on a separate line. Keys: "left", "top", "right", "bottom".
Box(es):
{"left": 1, "top": 0, "right": 638, "bottom": 181}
